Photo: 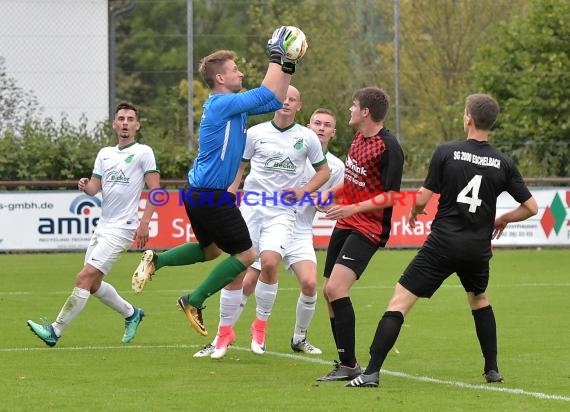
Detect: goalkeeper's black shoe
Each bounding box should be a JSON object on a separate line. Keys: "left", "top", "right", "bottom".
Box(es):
{"left": 345, "top": 372, "right": 380, "bottom": 388}
{"left": 177, "top": 295, "right": 208, "bottom": 336}
{"left": 484, "top": 370, "right": 504, "bottom": 383}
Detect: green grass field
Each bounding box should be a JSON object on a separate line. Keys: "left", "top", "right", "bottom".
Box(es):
{"left": 1, "top": 249, "right": 569, "bottom": 411}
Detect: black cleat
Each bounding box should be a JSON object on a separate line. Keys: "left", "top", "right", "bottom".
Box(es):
{"left": 317, "top": 360, "right": 362, "bottom": 382}
{"left": 345, "top": 372, "right": 380, "bottom": 388}
{"left": 484, "top": 370, "right": 504, "bottom": 383}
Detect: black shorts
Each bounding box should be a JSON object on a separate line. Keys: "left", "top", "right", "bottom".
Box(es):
{"left": 182, "top": 187, "right": 252, "bottom": 255}
{"left": 399, "top": 246, "right": 490, "bottom": 298}
{"left": 323, "top": 228, "right": 378, "bottom": 280}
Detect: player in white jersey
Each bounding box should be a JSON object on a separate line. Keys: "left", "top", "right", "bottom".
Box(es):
{"left": 195, "top": 108, "right": 343, "bottom": 359}
{"left": 194, "top": 87, "right": 329, "bottom": 358}
{"left": 237, "top": 86, "right": 330, "bottom": 356}
{"left": 27, "top": 103, "right": 160, "bottom": 347}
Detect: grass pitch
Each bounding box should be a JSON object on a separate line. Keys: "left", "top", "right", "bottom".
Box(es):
{"left": 1, "top": 249, "right": 569, "bottom": 411}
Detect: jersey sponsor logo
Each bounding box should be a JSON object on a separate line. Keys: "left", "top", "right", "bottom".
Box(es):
{"left": 106, "top": 170, "right": 130, "bottom": 185}
{"left": 264, "top": 156, "right": 297, "bottom": 174}
{"left": 345, "top": 154, "right": 367, "bottom": 176}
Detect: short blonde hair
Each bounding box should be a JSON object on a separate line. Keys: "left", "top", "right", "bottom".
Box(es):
{"left": 199, "top": 50, "right": 237, "bottom": 89}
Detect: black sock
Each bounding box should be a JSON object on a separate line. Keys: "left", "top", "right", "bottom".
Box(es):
{"left": 472, "top": 305, "right": 498, "bottom": 373}
{"left": 329, "top": 317, "right": 338, "bottom": 348}
{"left": 365, "top": 311, "right": 404, "bottom": 374}
{"left": 330, "top": 297, "right": 356, "bottom": 367}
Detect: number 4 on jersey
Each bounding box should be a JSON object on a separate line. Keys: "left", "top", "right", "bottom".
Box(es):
{"left": 457, "top": 175, "right": 482, "bottom": 213}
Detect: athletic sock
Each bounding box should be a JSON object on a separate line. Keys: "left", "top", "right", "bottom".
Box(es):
{"left": 93, "top": 281, "right": 134, "bottom": 318}
{"left": 155, "top": 242, "right": 205, "bottom": 270}
{"left": 472, "top": 305, "right": 499, "bottom": 373}
{"left": 219, "top": 288, "right": 243, "bottom": 327}
{"left": 188, "top": 256, "right": 246, "bottom": 307}
{"left": 293, "top": 292, "right": 317, "bottom": 343}
{"left": 330, "top": 297, "right": 357, "bottom": 367}
{"left": 365, "top": 311, "right": 404, "bottom": 374}
{"left": 52, "top": 287, "right": 91, "bottom": 336}
{"left": 330, "top": 317, "right": 338, "bottom": 347}
{"left": 254, "top": 280, "right": 278, "bottom": 321}
{"left": 235, "top": 294, "right": 248, "bottom": 324}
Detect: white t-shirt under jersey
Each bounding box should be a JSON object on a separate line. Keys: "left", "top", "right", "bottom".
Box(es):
{"left": 242, "top": 121, "right": 326, "bottom": 214}
{"left": 92, "top": 141, "right": 159, "bottom": 228}
{"left": 293, "top": 151, "right": 345, "bottom": 237}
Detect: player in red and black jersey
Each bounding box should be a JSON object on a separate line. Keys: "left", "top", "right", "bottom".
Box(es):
{"left": 317, "top": 87, "right": 404, "bottom": 382}
{"left": 346, "top": 94, "right": 538, "bottom": 388}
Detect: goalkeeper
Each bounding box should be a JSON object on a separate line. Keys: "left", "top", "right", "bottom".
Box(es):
{"left": 132, "top": 26, "right": 304, "bottom": 337}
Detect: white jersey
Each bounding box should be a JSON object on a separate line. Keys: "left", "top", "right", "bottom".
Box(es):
{"left": 242, "top": 121, "right": 326, "bottom": 213}
{"left": 293, "top": 151, "right": 345, "bottom": 237}
{"left": 92, "top": 142, "right": 159, "bottom": 228}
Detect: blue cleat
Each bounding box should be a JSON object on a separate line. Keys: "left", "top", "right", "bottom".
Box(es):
{"left": 27, "top": 319, "right": 59, "bottom": 347}
{"left": 122, "top": 308, "right": 145, "bottom": 343}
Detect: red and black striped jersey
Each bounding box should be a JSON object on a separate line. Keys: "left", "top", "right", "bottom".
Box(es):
{"left": 336, "top": 128, "right": 404, "bottom": 246}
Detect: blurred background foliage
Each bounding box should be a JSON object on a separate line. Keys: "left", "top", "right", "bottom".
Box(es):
{"left": 0, "top": 0, "right": 568, "bottom": 182}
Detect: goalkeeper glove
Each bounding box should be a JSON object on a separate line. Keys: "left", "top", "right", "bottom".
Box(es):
{"left": 267, "top": 26, "right": 296, "bottom": 65}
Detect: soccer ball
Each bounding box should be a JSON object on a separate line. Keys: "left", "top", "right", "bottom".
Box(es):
{"left": 284, "top": 26, "right": 308, "bottom": 61}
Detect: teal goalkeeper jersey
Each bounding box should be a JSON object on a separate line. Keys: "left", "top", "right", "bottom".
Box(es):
{"left": 188, "top": 85, "right": 282, "bottom": 190}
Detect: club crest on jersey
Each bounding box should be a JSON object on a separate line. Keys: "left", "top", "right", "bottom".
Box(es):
{"left": 125, "top": 154, "right": 134, "bottom": 163}
{"left": 293, "top": 138, "right": 303, "bottom": 150}
{"left": 264, "top": 156, "right": 296, "bottom": 174}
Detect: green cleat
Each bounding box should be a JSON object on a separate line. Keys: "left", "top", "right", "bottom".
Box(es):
{"left": 27, "top": 319, "right": 59, "bottom": 347}
{"left": 122, "top": 308, "right": 145, "bottom": 343}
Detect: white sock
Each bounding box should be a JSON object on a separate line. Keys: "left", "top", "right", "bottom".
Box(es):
{"left": 293, "top": 293, "right": 317, "bottom": 344}
{"left": 235, "top": 294, "right": 248, "bottom": 324}
{"left": 52, "top": 287, "right": 91, "bottom": 336}
{"left": 211, "top": 289, "right": 245, "bottom": 347}
{"left": 93, "top": 281, "right": 134, "bottom": 318}
{"left": 254, "top": 280, "right": 278, "bottom": 321}
{"left": 219, "top": 288, "right": 243, "bottom": 327}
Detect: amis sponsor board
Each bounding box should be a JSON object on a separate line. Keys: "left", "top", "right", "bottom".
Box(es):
{"left": 0, "top": 192, "right": 102, "bottom": 250}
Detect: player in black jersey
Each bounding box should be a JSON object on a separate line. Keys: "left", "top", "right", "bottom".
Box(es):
{"left": 346, "top": 93, "right": 538, "bottom": 388}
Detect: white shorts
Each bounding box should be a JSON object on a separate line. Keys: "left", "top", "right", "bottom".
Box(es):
{"left": 84, "top": 224, "right": 134, "bottom": 275}
{"left": 282, "top": 235, "right": 317, "bottom": 271}
{"left": 241, "top": 205, "right": 296, "bottom": 258}
{"left": 250, "top": 234, "right": 316, "bottom": 273}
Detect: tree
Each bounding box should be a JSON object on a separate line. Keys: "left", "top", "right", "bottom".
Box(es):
{"left": 0, "top": 117, "right": 113, "bottom": 184}
{"left": 374, "top": 0, "right": 526, "bottom": 177}
{"left": 471, "top": 0, "right": 569, "bottom": 176}
{"left": 243, "top": 0, "right": 393, "bottom": 157}
{"left": 0, "top": 57, "right": 40, "bottom": 135}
